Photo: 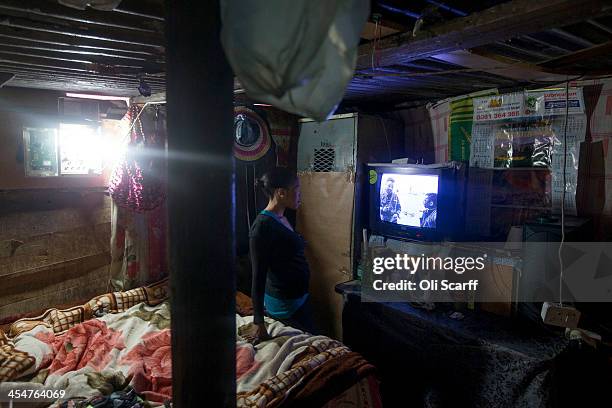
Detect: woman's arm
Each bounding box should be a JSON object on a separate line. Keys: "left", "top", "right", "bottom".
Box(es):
{"left": 249, "top": 224, "right": 270, "bottom": 325}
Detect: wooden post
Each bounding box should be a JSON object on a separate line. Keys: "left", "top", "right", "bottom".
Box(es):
{"left": 166, "top": 1, "right": 235, "bottom": 407}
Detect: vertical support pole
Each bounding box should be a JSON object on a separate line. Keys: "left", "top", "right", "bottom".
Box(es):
{"left": 166, "top": 1, "right": 235, "bottom": 406}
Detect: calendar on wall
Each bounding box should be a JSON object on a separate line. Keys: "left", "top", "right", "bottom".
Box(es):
{"left": 23, "top": 127, "right": 59, "bottom": 177}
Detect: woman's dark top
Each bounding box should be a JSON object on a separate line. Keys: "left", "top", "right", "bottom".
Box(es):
{"left": 249, "top": 212, "right": 310, "bottom": 324}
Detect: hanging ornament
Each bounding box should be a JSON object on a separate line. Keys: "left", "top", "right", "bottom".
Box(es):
{"left": 109, "top": 105, "right": 165, "bottom": 212}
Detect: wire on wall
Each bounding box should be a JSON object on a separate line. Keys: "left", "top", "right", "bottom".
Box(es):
{"left": 558, "top": 79, "right": 570, "bottom": 307}
{"left": 245, "top": 166, "right": 252, "bottom": 230}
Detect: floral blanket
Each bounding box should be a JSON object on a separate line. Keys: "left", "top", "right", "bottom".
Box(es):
{"left": 236, "top": 315, "right": 380, "bottom": 408}
{"left": 1, "top": 301, "right": 172, "bottom": 406}
{"left": 0, "top": 284, "right": 380, "bottom": 407}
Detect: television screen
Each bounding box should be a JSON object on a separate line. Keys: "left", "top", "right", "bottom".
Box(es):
{"left": 379, "top": 173, "right": 439, "bottom": 228}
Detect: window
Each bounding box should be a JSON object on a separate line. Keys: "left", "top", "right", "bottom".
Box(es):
{"left": 23, "top": 123, "right": 125, "bottom": 177}
{"left": 59, "top": 123, "right": 103, "bottom": 175}
{"left": 23, "top": 127, "right": 59, "bottom": 177}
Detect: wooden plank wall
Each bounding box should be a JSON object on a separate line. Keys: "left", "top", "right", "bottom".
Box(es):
{"left": 0, "top": 189, "right": 112, "bottom": 323}
{"left": 0, "top": 87, "right": 119, "bottom": 324}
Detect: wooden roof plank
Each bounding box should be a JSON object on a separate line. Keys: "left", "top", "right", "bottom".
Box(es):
{"left": 357, "top": 0, "right": 612, "bottom": 69}
{"left": 0, "top": 15, "right": 164, "bottom": 49}
{"left": 0, "top": 0, "right": 162, "bottom": 33}
{"left": 0, "top": 26, "right": 162, "bottom": 57}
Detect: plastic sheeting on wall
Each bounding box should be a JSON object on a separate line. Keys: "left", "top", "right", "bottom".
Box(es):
{"left": 469, "top": 89, "right": 587, "bottom": 215}
{"left": 221, "top": 0, "right": 369, "bottom": 121}
{"left": 58, "top": 0, "right": 122, "bottom": 11}
{"left": 427, "top": 101, "right": 451, "bottom": 164}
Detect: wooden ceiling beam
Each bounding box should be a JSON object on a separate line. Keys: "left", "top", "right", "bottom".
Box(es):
{"left": 0, "top": 0, "right": 162, "bottom": 33}
{"left": 0, "top": 53, "right": 155, "bottom": 76}
{"left": 131, "top": 92, "right": 166, "bottom": 104}
{"left": 6, "top": 75, "right": 164, "bottom": 90}
{"left": 0, "top": 63, "right": 165, "bottom": 83}
{"left": 0, "top": 26, "right": 161, "bottom": 57}
{"left": 0, "top": 46, "right": 164, "bottom": 73}
{"left": 377, "top": 2, "right": 421, "bottom": 19}
{"left": 3, "top": 77, "right": 153, "bottom": 96}
{"left": 7, "top": 83, "right": 130, "bottom": 95}
{"left": 547, "top": 28, "right": 595, "bottom": 48}
{"left": 587, "top": 18, "right": 612, "bottom": 35}
{"left": 435, "top": 49, "right": 569, "bottom": 82}
{"left": 361, "top": 21, "right": 400, "bottom": 41}
{"left": 7, "top": 75, "right": 141, "bottom": 89}
{"left": 6, "top": 76, "right": 157, "bottom": 92}
{"left": 539, "top": 40, "right": 612, "bottom": 73}
{"left": 357, "top": 0, "right": 612, "bottom": 69}
{"left": 0, "top": 16, "right": 164, "bottom": 49}
{"left": 0, "top": 70, "right": 165, "bottom": 96}
{"left": 114, "top": 0, "right": 164, "bottom": 21}
{"left": 0, "top": 38, "right": 161, "bottom": 63}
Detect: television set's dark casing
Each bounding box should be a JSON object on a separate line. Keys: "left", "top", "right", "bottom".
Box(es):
{"left": 367, "top": 163, "right": 466, "bottom": 242}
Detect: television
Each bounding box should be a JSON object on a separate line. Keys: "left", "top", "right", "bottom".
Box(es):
{"left": 368, "top": 163, "right": 465, "bottom": 241}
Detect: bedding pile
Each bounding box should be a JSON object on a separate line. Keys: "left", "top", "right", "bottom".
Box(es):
{"left": 0, "top": 281, "right": 380, "bottom": 407}
{"left": 236, "top": 316, "right": 379, "bottom": 407}
{"left": 0, "top": 280, "right": 171, "bottom": 407}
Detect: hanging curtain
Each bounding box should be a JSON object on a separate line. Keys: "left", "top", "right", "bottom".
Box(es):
{"left": 108, "top": 105, "right": 168, "bottom": 290}
{"left": 109, "top": 199, "right": 168, "bottom": 291}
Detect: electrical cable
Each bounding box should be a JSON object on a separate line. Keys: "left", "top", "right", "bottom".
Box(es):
{"left": 371, "top": 19, "right": 378, "bottom": 71}
{"left": 252, "top": 164, "right": 258, "bottom": 213}
{"left": 369, "top": 14, "right": 383, "bottom": 72}
{"left": 376, "top": 17, "right": 382, "bottom": 69}
{"left": 558, "top": 79, "right": 570, "bottom": 307}
{"left": 127, "top": 100, "right": 166, "bottom": 138}
{"left": 377, "top": 116, "right": 392, "bottom": 160}
{"left": 245, "top": 166, "right": 252, "bottom": 230}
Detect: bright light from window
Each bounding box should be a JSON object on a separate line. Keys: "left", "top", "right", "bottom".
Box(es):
{"left": 59, "top": 123, "right": 127, "bottom": 176}
{"left": 59, "top": 122, "right": 128, "bottom": 175}
{"left": 59, "top": 123, "right": 103, "bottom": 175}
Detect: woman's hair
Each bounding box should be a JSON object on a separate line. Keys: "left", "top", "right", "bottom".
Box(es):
{"left": 256, "top": 168, "right": 298, "bottom": 198}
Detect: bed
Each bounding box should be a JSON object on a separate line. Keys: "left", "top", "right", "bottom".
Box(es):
{"left": 0, "top": 280, "right": 381, "bottom": 407}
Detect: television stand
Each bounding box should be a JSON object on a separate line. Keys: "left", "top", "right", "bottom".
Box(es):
{"left": 335, "top": 281, "right": 606, "bottom": 407}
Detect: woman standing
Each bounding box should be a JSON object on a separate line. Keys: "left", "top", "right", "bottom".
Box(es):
{"left": 244, "top": 168, "right": 314, "bottom": 343}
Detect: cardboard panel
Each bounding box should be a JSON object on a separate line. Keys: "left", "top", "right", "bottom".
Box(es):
{"left": 478, "top": 259, "right": 514, "bottom": 317}
{"left": 297, "top": 172, "right": 354, "bottom": 339}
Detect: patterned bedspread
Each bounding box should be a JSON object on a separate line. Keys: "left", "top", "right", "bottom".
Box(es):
{"left": 0, "top": 282, "right": 380, "bottom": 407}
{"left": 1, "top": 303, "right": 172, "bottom": 406}
{"left": 236, "top": 316, "right": 380, "bottom": 408}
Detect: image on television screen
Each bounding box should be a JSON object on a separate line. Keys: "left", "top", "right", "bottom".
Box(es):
{"left": 379, "top": 173, "right": 439, "bottom": 228}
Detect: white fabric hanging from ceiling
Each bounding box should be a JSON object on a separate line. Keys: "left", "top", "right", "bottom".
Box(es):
{"left": 221, "top": 0, "right": 369, "bottom": 121}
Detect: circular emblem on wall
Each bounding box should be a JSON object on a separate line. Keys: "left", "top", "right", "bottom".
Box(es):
{"left": 233, "top": 107, "right": 272, "bottom": 162}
